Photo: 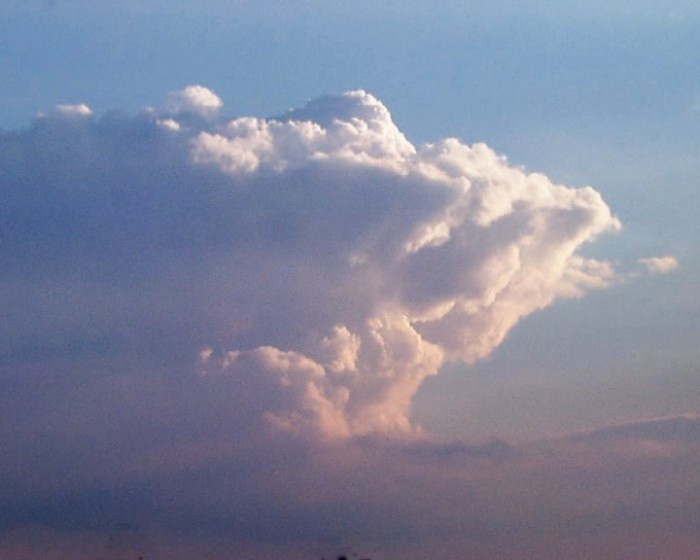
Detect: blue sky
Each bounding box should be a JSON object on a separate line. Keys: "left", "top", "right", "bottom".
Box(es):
{"left": 1, "top": 1, "right": 699, "bottom": 559}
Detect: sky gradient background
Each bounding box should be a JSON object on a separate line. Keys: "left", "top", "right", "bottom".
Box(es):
{"left": 1, "top": 1, "right": 699, "bottom": 559}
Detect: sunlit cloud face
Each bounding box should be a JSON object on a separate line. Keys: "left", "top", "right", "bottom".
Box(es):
{"left": 186, "top": 87, "right": 623, "bottom": 437}
{"left": 1, "top": 85, "right": 624, "bottom": 440}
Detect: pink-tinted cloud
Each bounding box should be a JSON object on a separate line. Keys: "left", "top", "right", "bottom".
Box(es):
{"left": 1, "top": 86, "right": 689, "bottom": 559}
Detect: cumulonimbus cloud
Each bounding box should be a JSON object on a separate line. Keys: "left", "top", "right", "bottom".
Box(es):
{"left": 1, "top": 85, "right": 622, "bottom": 440}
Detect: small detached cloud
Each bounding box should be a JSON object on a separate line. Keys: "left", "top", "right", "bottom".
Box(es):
{"left": 639, "top": 255, "right": 680, "bottom": 274}
{"left": 53, "top": 103, "right": 93, "bottom": 117}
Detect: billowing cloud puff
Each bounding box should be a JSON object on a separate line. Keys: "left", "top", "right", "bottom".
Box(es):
{"left": 1, "top": 85, "right": 621, "bottom": 441}
{"left": 165, "top": 84, "right": 223, "bottom": 116}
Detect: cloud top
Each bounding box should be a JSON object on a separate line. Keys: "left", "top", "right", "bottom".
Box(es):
{"left": 165, "top": 84, "right": 223, "bottom": 116}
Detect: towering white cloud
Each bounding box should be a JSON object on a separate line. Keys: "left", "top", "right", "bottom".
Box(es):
{"left": 184, "top": 87, "right": 621, "bottom": 438}
{"left": 1, "top": 85, "right": 621, "bottom": 440}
